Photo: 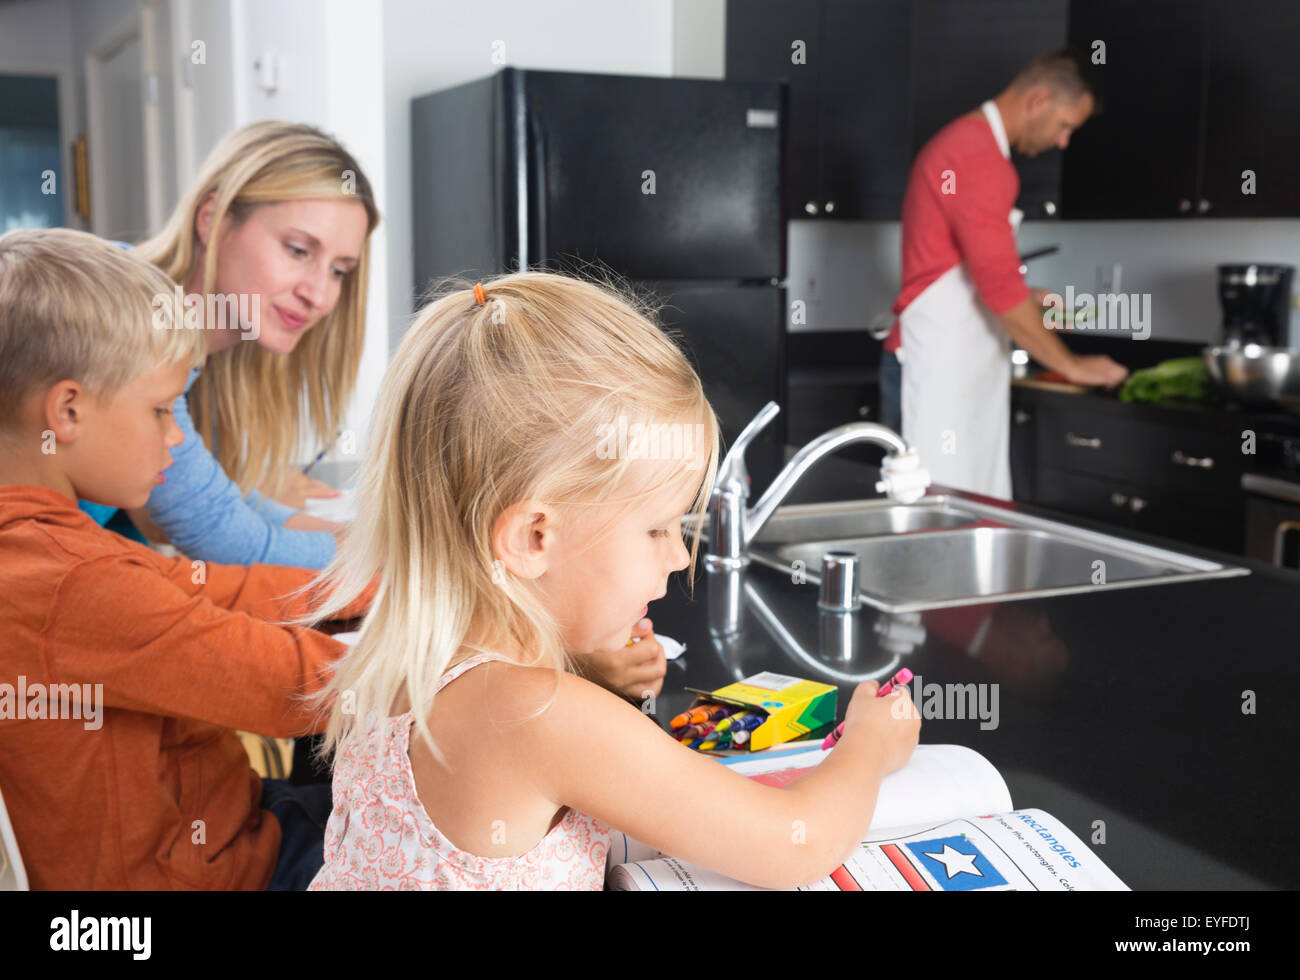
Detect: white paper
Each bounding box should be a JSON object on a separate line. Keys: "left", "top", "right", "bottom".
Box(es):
{"left": 301, "top": 486, "right": 358, "bottom": 523}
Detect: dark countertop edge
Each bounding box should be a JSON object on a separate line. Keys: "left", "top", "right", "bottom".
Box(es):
{"left": 1011, "top": 379, "right": 1300, "bottom": 434}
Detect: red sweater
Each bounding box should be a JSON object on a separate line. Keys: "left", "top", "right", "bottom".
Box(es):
{"left": 0, "top": 485, "right": 374, "bottom": 889}
{"left": 885, "top": 111, "right": 1028, "bottom": 352}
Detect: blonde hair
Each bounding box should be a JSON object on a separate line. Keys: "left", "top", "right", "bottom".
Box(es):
{"left": 133, "top": 121, "right": 379, "bottom": 491}
{"left": 0, "top": 227, "right": 204, "bottom": 429}
{"left": 307, "top": 271, "right": 719, "bottom": 761}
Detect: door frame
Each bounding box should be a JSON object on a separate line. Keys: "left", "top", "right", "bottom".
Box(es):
{"left": 85, "top": 0, "right": 174, "bottom": 238}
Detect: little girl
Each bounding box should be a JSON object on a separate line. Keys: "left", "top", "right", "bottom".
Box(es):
{"left": 306, "top": 272, "right": 920, "bottom": 890}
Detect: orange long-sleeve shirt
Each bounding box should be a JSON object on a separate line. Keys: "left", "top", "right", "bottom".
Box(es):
{"left": 0, "top": 485, "right": 375, "bottom": 890}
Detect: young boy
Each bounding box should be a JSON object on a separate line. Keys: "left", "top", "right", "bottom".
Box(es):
{"left": 0, "top": 228, "right": 373, "bottom": 889}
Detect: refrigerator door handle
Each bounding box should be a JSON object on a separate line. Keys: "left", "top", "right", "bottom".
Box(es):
{"left": 528, "top": 103, "right": 548, "bottom": 270}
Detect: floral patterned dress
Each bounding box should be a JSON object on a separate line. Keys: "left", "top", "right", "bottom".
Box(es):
{"left": 309, "top": 653, "right": 612, "bottom": 890}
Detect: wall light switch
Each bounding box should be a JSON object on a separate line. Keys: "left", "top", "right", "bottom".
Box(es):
{"left": 1096, "top": 263, "right": 1122, "bottom": 293}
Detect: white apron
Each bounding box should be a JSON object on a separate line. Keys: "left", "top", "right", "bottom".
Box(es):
{"left": 900, "top": 100, "right": 1020, "bottom": 500}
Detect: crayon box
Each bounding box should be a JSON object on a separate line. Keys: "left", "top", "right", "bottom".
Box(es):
{"left": 684, "top": 671, "right": 837, "bottom": 751}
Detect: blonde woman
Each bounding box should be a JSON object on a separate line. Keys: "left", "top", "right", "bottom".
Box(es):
{"left": 307, "top": 273, "right": 920, "bottom": 890}
{"left": 93, "top": 122, "right": 379, "bottom": 567}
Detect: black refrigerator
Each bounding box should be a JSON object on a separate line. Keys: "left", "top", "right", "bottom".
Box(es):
{"left": 411, "top": 67, "right": 788, "bottom": 447}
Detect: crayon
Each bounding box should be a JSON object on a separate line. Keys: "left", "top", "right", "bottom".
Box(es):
{"left": 726, "top": 713, "right": 765, "bottom": 734}
{"left": 713, "top": 710, "right": 753, "bottom": 732}
{"left": 822, "top": 668, "right": 914, "bottom": 749}
{"left": 698, "top": 731, "right": 734, "bottom": 751}
{"left": 670, "top": 703, "right": 733, "bottom": 729}
{"left": 676, "top": 722, "right": 717, "bottom": 741}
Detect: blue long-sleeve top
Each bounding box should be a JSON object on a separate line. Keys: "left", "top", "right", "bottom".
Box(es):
{"left": 138, "top": 367, "right": 337, "bottom": 567}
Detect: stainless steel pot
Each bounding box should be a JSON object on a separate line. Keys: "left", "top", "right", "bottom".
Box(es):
{"left": 1203, "top": 344, "right": 1300, "bottom": 410}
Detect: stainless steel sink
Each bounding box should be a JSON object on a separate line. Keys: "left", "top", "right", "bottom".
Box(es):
{"left": 749, "top": 499, "right": 979, "bottom": 543}
{"left": 743, "top": 495, "right": 1248, "bottom": 612}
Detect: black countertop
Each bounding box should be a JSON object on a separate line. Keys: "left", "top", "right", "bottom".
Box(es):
{"left": 1011, "top": 375, "right": 1300, "bottom": 436}
{"left": 646, "top": 437, "right": 1299, "bottom": 890}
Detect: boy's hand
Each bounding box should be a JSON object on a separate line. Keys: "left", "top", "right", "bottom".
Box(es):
{"left": 264, "top": 470, "right": 343, "bottom": 509}
{"left": 571, "top": 618, "right": 667, "bottom": 704}
{"left": 125, "top": 506, "right": 169, "bottom": 544}
{"left": 283, "top": 511, "right": 347, "bottom": 549}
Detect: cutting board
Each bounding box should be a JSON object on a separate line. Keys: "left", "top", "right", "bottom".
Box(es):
{"left": 1013, "top": 371, "right": 1091, "bottom": 395}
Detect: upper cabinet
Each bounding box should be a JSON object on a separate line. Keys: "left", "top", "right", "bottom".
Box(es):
{"left": 1199, "top": 1, "right": 1300, "bottom": 217}
{"left": 727, "top": 0, "right": 1300, "bottom": 221}
{"left": 1064, "top": 0, "right": 1300, "bottom": 218}
{"left": 725, "top": 0, "right": 912, "bottom": 220}
{"left": 910, "top": 0, "right": 1069, "bottom": 220}
{"left": 1062, "top": 0, "right": 1206, "bottom": 218}
{"left": 818, "top": 0, "right": 913, "bottom": 220}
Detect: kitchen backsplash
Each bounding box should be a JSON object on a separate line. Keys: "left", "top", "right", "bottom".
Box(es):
{"left": 788, "top": 217, "right": 1300, "bottom": 346}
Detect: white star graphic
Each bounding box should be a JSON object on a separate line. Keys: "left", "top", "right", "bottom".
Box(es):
{"left": 923, "top": 843, "right": 984, "bottom": 879}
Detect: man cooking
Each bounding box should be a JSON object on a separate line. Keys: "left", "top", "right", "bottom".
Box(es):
{"left": 881, "top": 49, "right": 1128, "bottom": 499}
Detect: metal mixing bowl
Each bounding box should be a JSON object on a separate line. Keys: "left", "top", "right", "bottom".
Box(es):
{"left": 1203, "top": 344, "right": 1300, "bottom": 410}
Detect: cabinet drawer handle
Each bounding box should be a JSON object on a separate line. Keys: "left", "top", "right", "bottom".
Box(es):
{"left": 1014, "top": 410, "right": 1032, "bottom": 424}
{"left": 804, "top": 201, "right": 820, "bottom": 215}
{"left": 1179, "top": 198, "right": 1192, "bottom": 213}
{"left": 1273, "top": 520, "right": 1300, "bottom": 566}
{"left": 1110, "top": 492, "right": 1128, "bottom": 507}
{"left": 1066, "top": 432, "right": 1101, "bottom": 449}
{"left": 1129, "top": 496, "right": 1147, "bottom": 513}
{"left": 1171, "top": 449, "right": 1214, "bottom": 469}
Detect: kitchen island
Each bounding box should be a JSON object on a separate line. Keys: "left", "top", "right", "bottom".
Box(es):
{"left": 647, "top": 437, "right": 1299, "bottom": 890}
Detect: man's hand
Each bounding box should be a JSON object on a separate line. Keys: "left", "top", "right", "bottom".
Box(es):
{"left": 998, "top": 296, "right": 1129, "bottom": 389}
{"left": 570, "top": 617, "right": 667, "bottom": 704}
{"left": 1063, "top": 354, "right": 1128, "bottom": 389}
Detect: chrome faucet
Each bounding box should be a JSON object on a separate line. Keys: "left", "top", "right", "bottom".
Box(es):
{"left": 705, "top": 402, "right": 930, "bottom": 569}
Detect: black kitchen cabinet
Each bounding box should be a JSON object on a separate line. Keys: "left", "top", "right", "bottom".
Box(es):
{"left": 1200, "top": 1, "right": 1300, "bottom": 217}
{"left": 1064, "top": 0, "right": 1300, "bottom": 219}
{"left": 729, "top": 0, "right": 1070, "bottom": 221}
{"left": 818, "top": 0, "right": 913, "bottom": 219}
{"left": 785, "top": 330, "right": 885, "bottom": 466}
{"left": 910, "top": 0, "right": 1069, "bottom": 220}
{"left": 1010, "top": 401, "right": 1037, "bottom": 500}
{"left": 730, "top": 0, "right": 1300, "bottom": 223}
{"left": 725, "top": 0, "right": 823, "bottom": 222}
{"left": 1062, "top": 0, "right": 1204, "bottom": 219}
{"left": 726, "top": 0, "right": 911, "bottom": 220}
{"left": 1011, "top": 385, "right": 1245, "bottom": 554}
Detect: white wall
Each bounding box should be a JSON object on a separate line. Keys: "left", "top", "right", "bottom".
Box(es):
{"left": 673, "top": 0, "right": 725, "bottom": 78}
{"left": 192, "top": 0, "right": 388, "bottom": 464}
{"left": 0, "top": 0, "right": 74, "bottom": 65}
{"left": 324, "top": 0, "right": 387, "bottom": 468}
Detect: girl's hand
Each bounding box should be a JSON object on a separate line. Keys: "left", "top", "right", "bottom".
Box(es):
{"left": 569, "top": 618, "right": 667, "bottom": 703}
{"left": 515, "top": 667, "right": 903, "bottom": 889}
{"left": 840, "top": 679, "right": 920, "bottom": 775}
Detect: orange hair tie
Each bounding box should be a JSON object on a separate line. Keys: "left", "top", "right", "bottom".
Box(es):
{"left": 473, "top": 282, "right": 487, "bottom": 305}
